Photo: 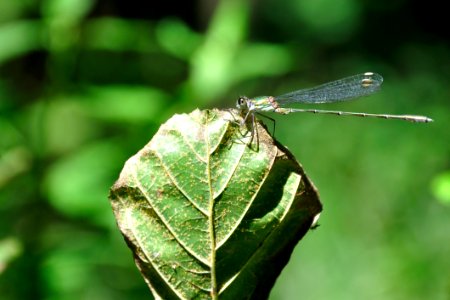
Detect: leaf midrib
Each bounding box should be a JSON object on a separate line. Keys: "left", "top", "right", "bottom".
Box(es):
{"left": 206, "top": 121, "right": 218, "bottom": 300}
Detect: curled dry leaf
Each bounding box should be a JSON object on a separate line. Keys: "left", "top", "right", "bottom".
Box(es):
{"left": 109, "top": 109, "right": 322, "bottom": 299}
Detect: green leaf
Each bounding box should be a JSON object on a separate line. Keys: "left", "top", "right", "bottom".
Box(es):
{"left": 0, "top": 237, "right": 23, "bottom": 274}
{"left": 431, "top": 171, "right": 450, "bottom": 205}
{"left": 109, "top": 109, "right": 322, "bottom": 299}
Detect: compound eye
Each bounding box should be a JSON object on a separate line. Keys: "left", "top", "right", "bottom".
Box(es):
{"left": 236, "top": 96, "right": 249, "bottom": 110}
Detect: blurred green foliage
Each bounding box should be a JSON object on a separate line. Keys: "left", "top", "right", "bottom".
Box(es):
{"left": 0, "top": 0, "right": 449, "bottom": 299}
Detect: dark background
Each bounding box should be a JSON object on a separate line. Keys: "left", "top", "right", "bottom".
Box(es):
{"left": 1, "top": 0, "right": 449, "bottom": 299}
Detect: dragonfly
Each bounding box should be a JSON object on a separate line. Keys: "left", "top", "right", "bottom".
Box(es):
{"left": 236, "top": 72, "right": 433, "bottom": 141}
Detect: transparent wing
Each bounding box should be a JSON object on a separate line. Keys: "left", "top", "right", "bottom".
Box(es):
{"left": 275, "top": 72, "right": 383, "bottom": 104}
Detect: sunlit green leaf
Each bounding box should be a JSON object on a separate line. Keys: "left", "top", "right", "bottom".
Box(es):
{"left": 431, "top": 171, "right": 450, "bottom": 205}
{"left": 0, "top": 21, "right": 43, "bottom": 63}
{"left": 82, "top": 85, "right": 169, "bottom": 123}
{"left": 189, "top": 0, "right": 250, "bottom": 102}
{"left": 109, "top": 109, "right": 321, "bottom": 299}
{"left": 231, "top": 43, "right": 292, "bottom": 81}
{"left": 41, "top": 0, "right": 94, "bottom": 25}
{"left": 0, "top": 237, "right": 23, "bottom": 274}
{"left": 44, "top": 140, "right": 126, "bottom": 225}
{"left": 155, "top": 18, "right": 201, "bottom": 60}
